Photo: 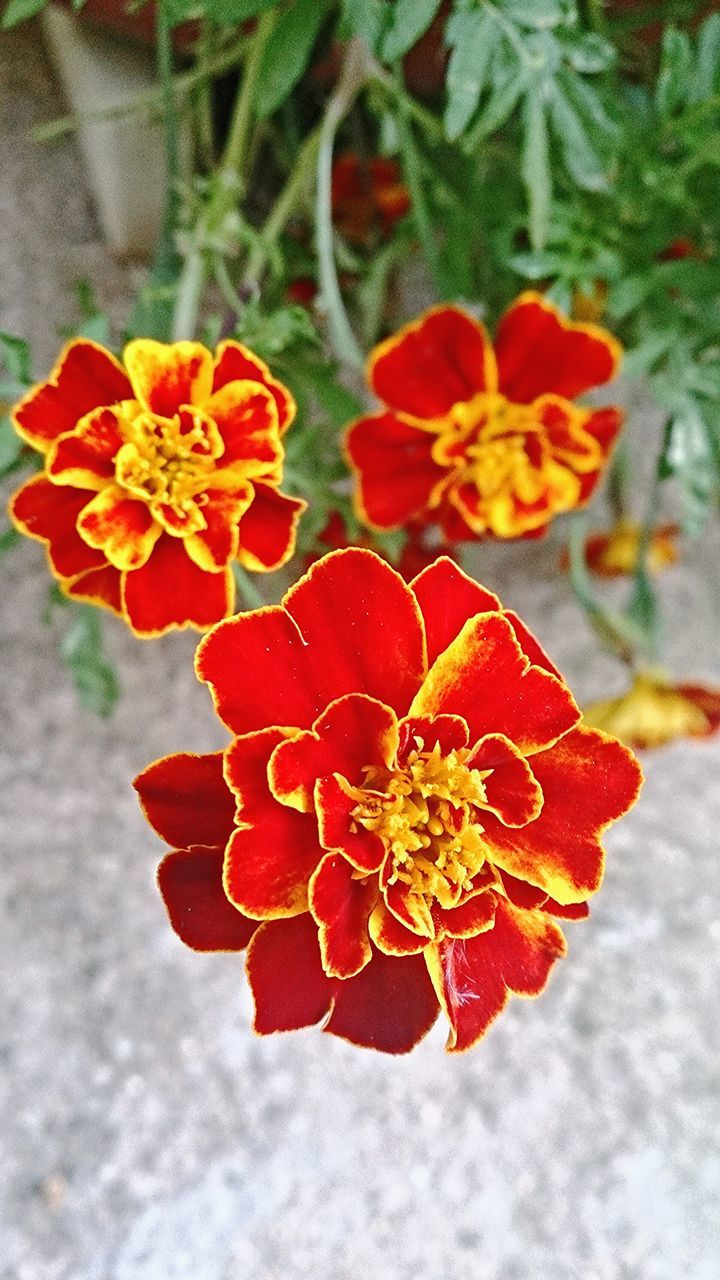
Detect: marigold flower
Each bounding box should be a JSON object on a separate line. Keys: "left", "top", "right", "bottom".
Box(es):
{"left": 584, "top": 671, "right": 720, "bottom": 750}
{"left": 9, "top": 337, "right": 305, "bottom": 635}
{"left": 135, "top": 548, "right": 641, "bottom": 1054}
{"left": 346, "top": 293, "right": 623, "bottom": 542}
{"left": 561, "top": 520, "right": 680, "bottom": 578}
{"left": 331, "top": 152, "right": 411, "bottom": 246}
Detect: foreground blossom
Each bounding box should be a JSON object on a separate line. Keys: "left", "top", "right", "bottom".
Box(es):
{"left": 584, "top": 671, "right": 720, "bottom": 749}
{"left": 9, "top": 337, "right": 305, "bottom": 635}
{"left": 346, "top": 293, "right": 623, "bottom": 542}
{"left": 136, "top": 548, "right": 641, "bottom": 1054}
{"left": 332, "top": 152, "right": 411, "bottom": 245}
{"left": 561, "top": 520, "right": 680, "bottom": 578}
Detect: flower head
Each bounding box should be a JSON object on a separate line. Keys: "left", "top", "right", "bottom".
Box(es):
{"left": 346, "top": 293, "right": 623, "bottom": 542}
{"left": 584, "top": 671, "right": 720, "bottom": 749}
{"left": 10, "top": 338, "right": 305, "bottom": 635}
{"left": 136, "top": 548, "right": 641, "bottom": 1054}
{"left": 561, "top": 520, "right": 680, "bottom": 578}
{"left": 331, "top": 152, "right": 411, "bottom": 246}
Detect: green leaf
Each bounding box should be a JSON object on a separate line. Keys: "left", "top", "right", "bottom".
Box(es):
{"left": 656, "top": 27, "right": 693, "bottom": 118}
{"left": 522, "top": 87, "right": 552, "bottom": 251}
{"left": 467, "top": 59, "right": 526, "bottom": 141}
{"left": 0, "top": 412, "right": 23, "bottom": 475}
{"left": 59, "top": 607, "right": 120, "bottom": 718}
{"left": 560, "top": 31, "right": 616, "bottom": 74}
{"left": 381, "top": 0, "right": 443, "bottom": 62}
{"left": 255, "top": 0, "right": 330, "bottom": 119}
{"left": 342, "top": 0, "right": 391, "bottom": 53}
{"left": 507, "top": 249, "right": 565, "bottom": 278}
{"left": 659, "top": 401, "right": 718, "bottom": 537}
{"left": 208, "top": 0, "right": 280, "bottom": 20}
{"left": 0, "top": 332, "right": 31, "bottom": 385}
{"left": 444, "top": 10, "right": 498, "bottom": 141}
{"left": 500, "top": 0, "right": 575, "bottom": 29}
{"left": 692, "top": 14, "right": 720, "bottom": 103}
{"left": 625, "top": 563, "right": 661, "bottom": 658}
{"left": 548, "top": 82, "right": 609, "bottom": 191}
{"left": 2, "top": 0, "right": 48, "bottom": 27}
{"left": 0, "top": 525, "right": 20, "bottom": 556}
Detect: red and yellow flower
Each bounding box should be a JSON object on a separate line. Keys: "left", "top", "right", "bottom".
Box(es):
{"left": 136, "top": 548, "right": 641, "bottom": 1054}
{"left": 584, "top": 671, "right": 720, "bottom": 750}
{"left": 346, "top": 293, "right": 623, "bottom": 542}
{"left": 561, "top": 520, "right": 680, "bottom": 578}
{"left": 9, "top": 337, "right": 305, "bottom": 635}
{"left": 331, "top": 152, "right": 411, "bottom": 246}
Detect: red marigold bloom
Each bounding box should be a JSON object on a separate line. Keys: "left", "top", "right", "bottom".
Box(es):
{"left": 560, "top": 520, "right": 680, "bottom": 578}
{"left": 331, "top": 152, "right": 411, "bottom": 246}
{"left": 136, "top": 548, "right": 641, "bottom": 1054}
{"left": 584, "top": 671, "right": 720, "bottom": 750}
{"left": 9, "top": 338, "right": 305, "bottom": 635}
{"left": 346, "top": 293, "right": 624, "bottom": 542}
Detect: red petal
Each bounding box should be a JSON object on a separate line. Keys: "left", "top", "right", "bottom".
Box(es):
{"left": 495, "top": 293, "right": 621, "bottom": 403}
{"left": 346, "top": 412, "right": 446, "bottom": 530}
{"left": 369, "top": 307, "right": 497, "bottom": 418}
{"left": 203, "top": 381, "right": 282, "bottom": 472}
{"left": 411, "top": 611, "right": 579, "bottom": 756}
{"left": 13, "top": 339, "right": 131, "bottom": 452}
{"left": 123, "top": 339, "right": 213, "bottom": 416}
{"left": 482, "top": 725, "right": 642, "bottom": 904}
{"left": 434, "top": 890, "right": 496, "bottom": 939}
{"left": 134, "top": 751, "right": 236, "bottom": 849}
{"left": 368, "top": 899, "right": 427, "bottom": 955}
{"left": 224, "top": 807, "right": 323, "bottom": 919}
{"left": 212, "top": 339, "right": 295, "bottom": 433}
{"left": 77, "top": 485, "right": 160, "bottom": 571}
{"left": 315, "top": 774, "right": 386, "bottom": 873}
{"left": 501, "top": 610, "right": 562, "bottom": 678}
{"left": 429, "top": 897, "right": 566, "bottom": 1051}
{"left": 576, "top": 407, "right": 624, "bottom": 503}
{"left": 545, "top": 898, "right": 590, "bottom": 920}
{"left": 468, "top": 733, "right": 543, "bottom": 826}
{"left": 397, "top": 713, "right": 469, "bottom": 761}
{"left": 158, "top": 846, "right": 257, "bottom": 951}
{"left": 410, "top": 557, "right": 501, "bottom": 666}
{"left": 309, "top": 852, "right": 376, "bottom": 978}
{"left": 184, "top": 484, "right": 252, "bottom": 572}
{"left": 10, "top": 474, "right": 106, "bottom": 578}
{"left": 236, "top": 484, "right": 306, "bottom": 572}
{"left": 246, "top": 915, "right": 334, "bottom": 1034}
{"left": 269, "top": 694, "right": 398, "bottom": 812}
{"left": 122, "top": 536, "right": 232, "bottom": 636}
{"left": 498, "top": 869, "right": 548, "bottom": 910}
{"left": 197, "top": 548, "right": 426, "bottom": 735}
{"left": 47, "top": 406, "right": 124, "bottom": 489}
{"left": 325, "top": 948, "right": 439, "bottom": 1053}
{"left": 64, "top": 563, "right": 122, "bottom": 614}
{"left": 224, "top": 726, "right": 294, "bottom": 823}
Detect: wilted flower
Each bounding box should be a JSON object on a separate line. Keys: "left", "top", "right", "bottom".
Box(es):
{"left": 136, "top": 549, "right": 641, "bottom": 1054}
{"left": 331, "top": 152, "right": 411, "bottom": 246}
{"left": 562, "top": 520, "right": 680, "bottom": 578}
{"left": 10, "top": 337, "right": 305, "bottom": 635}
{"left": 584, "top": 671, "right": 720, "bottom": 749}
{"left": 345, "top": 293, "right": 623, "bottom": 543}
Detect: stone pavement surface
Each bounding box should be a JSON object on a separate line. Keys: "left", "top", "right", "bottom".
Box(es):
{"left": 2, "top": 23, "right": 720, "bottom": 1280}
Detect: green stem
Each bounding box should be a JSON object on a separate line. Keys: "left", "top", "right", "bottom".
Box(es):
{"left": 393, "top": 65, "right": 446, "bottom": 299}
{"left": 242, "top": 126, "right": 322, "bottom": 288}
{"left": 32, "top": 33, "right": 251, "bottom": 145}
{"left": 216, "top": 10, "right": 276, "bottom": 203}
{"left": 195, "top": 19, "right": 217, "bottom": 170}
{"left": 607, "top": 438, "right": 631, "bottom": 522}
{"left": 566, "top": 513, "right": 642, "bottom": 665}
{"left": 316, "top": 39, "right": 370, "bottom": 369}
{"left": 369, "top": 70, "right": 445, "bottom": 140}
{"left": 232, "top": 563, "right": 268, "bottom": 611}
{"left": 171, "top": 11, "right": 277, "bottom": 342}
{"left": 156, "top": 0, "right": 180, "bottom": 231}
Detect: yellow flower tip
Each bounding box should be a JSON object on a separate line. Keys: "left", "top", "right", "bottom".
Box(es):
{"left": 583, "top": 672, "right": 716, "bottom": 750}
{"left": 571, "top": 281, "right": 609, "bottom": 325}
{"left": 567, "top": 521, "right": 681, "bottom": 578}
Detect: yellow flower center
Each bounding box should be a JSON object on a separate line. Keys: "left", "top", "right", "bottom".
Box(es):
{"left": 352, "top": 740, "right": 492, "bottom": 910}
{"left": 453, "top": 394, "right": 547, "bottom": 503}
{"left": 115, "top": 407, "right": 225, "bottom": 535}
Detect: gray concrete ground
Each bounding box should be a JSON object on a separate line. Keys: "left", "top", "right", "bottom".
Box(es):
{"left": 2, "top": 22, "right": 720, "bottom": 1280}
